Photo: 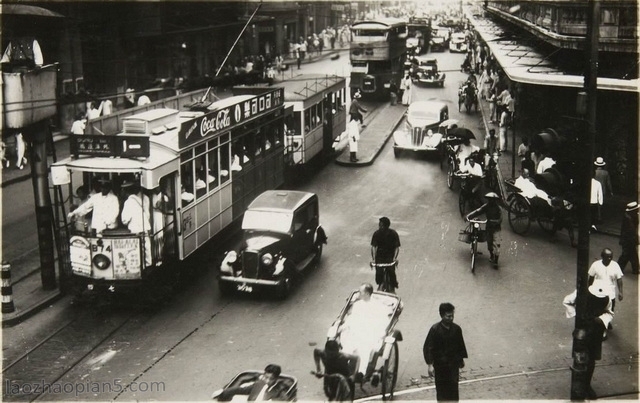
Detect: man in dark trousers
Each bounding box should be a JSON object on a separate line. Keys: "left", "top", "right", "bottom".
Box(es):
{"left": 423, "top": 303, "right": 468, "bottom": 401}
{"left": 216, "top": 364, "right": 288, "bottom": 401}
{"left": 618, "top": 201, "right": 639, "bottom": 274}
{"left": 371, "top": 216, "right": 401, "bottom": 289}
{"left": 313, "top": 340, "right": 358, "bottom": 401}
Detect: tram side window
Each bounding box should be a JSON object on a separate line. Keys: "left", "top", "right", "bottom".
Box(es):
{"left": 219, "top": 142, "right": 230, "bottom": 183}
{"left": 232, "top": 137, "right": 249, "bottom": 172}
{"left": 254, "top": 129, "right": 265, "bottom": 158}
{"left": 291, "top": 112, "right": 302, "bottom": 137}
{"left": 195, "top": 154, "right": 207, "bottom": 199}
{"left": 304, "top": 109, "right": 311, "bottom": 134}
{"left": 180, "top": 162, "right": 195, "bottom": 207}
{"left": 314, "top": 104, "right": 323, "bottom": 127}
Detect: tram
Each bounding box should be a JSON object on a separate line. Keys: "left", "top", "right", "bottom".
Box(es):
{"left": 233, "top": 74, "right": 347, "bottom": 169}
{"left": 50, "top": 88, "right": 286, "bottom": 293}
{"left": 350, "top": 18, "right": 407, "bottom": 99}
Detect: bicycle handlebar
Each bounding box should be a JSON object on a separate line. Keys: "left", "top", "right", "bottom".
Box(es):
{"left": 466, "top": 218, "right": 487, "bottom": 224}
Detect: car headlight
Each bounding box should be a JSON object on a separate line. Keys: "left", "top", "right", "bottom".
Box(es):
{"left": 261, "top": 253, "right": 273, "bottom": 266}
{"left": 474, "top": 223, "right": 479, "bottom": 229}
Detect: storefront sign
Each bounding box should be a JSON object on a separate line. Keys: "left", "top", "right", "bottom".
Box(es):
{"left": 331, "top": 4, "right": 345, "bottom": 11}
{"left": 179, "top": 88, "right": 284, "bottom": 148}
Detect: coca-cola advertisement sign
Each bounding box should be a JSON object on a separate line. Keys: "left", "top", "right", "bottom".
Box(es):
{"left": 179, "top": 88, "right": 283, "bottom": 148}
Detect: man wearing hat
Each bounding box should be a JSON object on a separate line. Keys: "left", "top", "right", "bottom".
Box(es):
{"left": 563, "top": 280, "right": 614, "bottom": 399}
{"left": 593, "top": 157, "right": 613, "bottom": 225}
{"left": 349, "top": 91, "right": 367, "bottom": 125}
{"left": 466, "top": 192, "right": 503, "bottom": 267}
{"left": 618, "top": 201, "right": 639, "bottom": 274}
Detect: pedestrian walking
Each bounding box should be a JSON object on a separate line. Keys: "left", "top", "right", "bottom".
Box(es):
{"left": 593, "top": 157, "right": 613, "bottom": 203}
{"left": 483, "top": 128, "right": 497, "bottom": 155}
{"left": 590, "top": 178, "right": 603, "bottom": 227}
{"left": 423, "top": 302, "right": 468, "bottom": 402}
{"left": 14, "top": 132, "right": 27, "bottom": 170}
{"left": 487, "top": 87, "right": 497, "bottom": 123}
{"left": 466, "top": 192, "right": 503, "bottom": 267}
{"left": 562, "top": 280, "right": 613, "bottom": 399}
{"left": 618, "top": 201, "right": 639, "bottom": 274}
{"left": 498, "top": 110, "right": 508, "bottom": 153}
{"left": 347, "top": 115, "right": 360, "bottom": 162}
{"left": 401, "top": 74, "right": 412, "bottom": 105}
{"left": 388, "top": 80, "right": 398, "bottom": 106}
{"left": 587, "top": 248, "right": 623, "bottom": 328}
{"left": 349, "top": 91, "right": 367, "bottom": 125}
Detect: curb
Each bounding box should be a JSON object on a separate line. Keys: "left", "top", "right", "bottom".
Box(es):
{"left": 2, "top": 290, "right": 64, "bottom": 328}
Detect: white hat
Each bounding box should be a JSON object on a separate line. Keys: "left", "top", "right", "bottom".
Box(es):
{"left": 588, "top": 280, "right": 609, "bottom": 299}
{"left": 354, "top": 91, "right": 362, "bottom": 99}
{"left": 626, "top": 201, "right": 639, "bottom": 212}
{"left": 594, "top": 157, "right": 606, "bottom": 167}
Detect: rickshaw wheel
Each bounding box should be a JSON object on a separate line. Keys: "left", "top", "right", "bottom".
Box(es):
{"left": 537, "top": 216, "right": 556, "bottom": 234}
{"left": 508, "top": 196, "right": 531, "bottom": 235}
{"left": 381, "top": 342, "right": 399, "bottom": 401}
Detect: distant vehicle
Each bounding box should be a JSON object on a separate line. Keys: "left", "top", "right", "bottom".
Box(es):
{"left": 406, "top": 17, "right": 430, "bottom": 55}
{"left": 392, "top": 100, "right": 449, "bottom": 158}
{"left": 218, "top": 190, "right": 327, "bottom": 298}
{"left": 411, "top": 57, "right": 446, "bottom": 87}
{"left": 430, "top": 27, "right": 450, "bottom": 52}
{"left": 449, "top": 32, "right": 468, "bottom": 53}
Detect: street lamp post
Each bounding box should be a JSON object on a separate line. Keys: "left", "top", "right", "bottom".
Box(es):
{"left": 570, "top": 0, "right": 599, "bottom": 400}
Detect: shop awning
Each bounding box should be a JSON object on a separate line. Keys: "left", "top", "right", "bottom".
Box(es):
{"left": 468, "top": 13, "right": 640, "bottom": 93}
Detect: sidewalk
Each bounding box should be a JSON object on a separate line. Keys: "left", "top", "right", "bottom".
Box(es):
{"left": 474, "top": 94, "right": 628, "bottom": 238}
{"left": 334, "top": 103, "right": 407, "bottom": 166}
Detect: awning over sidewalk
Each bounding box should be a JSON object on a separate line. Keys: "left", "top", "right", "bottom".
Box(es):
{"left": 468, "top": 13, "right": 640, "bottom": 93}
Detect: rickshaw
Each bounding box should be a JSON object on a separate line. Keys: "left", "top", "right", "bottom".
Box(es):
{"left": 504, "top": 168, "right": 571, "bottom": 235}
{"left": 326, "top": 290, "right": 403, "bottom": 401}
{"left": 211, "top": 370, "right": 298, "bottom": 401}
{"left": 458, "top": 81, "right": 478, "bottom": 113}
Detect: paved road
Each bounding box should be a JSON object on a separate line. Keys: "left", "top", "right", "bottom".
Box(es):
{"left": 2, "top": 49, "right": 637, "bottom": 401}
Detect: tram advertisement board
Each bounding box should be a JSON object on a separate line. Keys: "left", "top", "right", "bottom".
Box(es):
{"left": 178, "top": 87, "right": 284, "bottom": 148}
{"left": 69, "top": 236, "right": 142, "bottom": 280}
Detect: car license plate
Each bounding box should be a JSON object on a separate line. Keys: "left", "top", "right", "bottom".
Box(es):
{"left": 237, "top": 283, "right": 253, "bottom": 293}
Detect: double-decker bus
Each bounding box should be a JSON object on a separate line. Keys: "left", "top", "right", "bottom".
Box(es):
{"left": 350, "top": 18, "right": 407, "bottom": 99}
{"left": 50, "top": 88, "right": 286, "bottom": 294}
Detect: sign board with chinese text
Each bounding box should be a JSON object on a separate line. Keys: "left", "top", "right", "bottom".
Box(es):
{"left": 70, "top": 134, "right": 150, "bottom": 158}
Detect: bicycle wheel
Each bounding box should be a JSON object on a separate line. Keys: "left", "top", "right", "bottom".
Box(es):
{"left": 508, "top": 196, "right": 531, "bottom": 235}
{"left": 447, "top": 163, "right": 455, "bottom": 190}
{"left": 471, "top": 239, "right": 477, "bottom": 273}
{"left": 459, "top": 191, "right": 468, "bottom": 216}
{"left": 381, "top": 342, "right": 399, "bottom": 401}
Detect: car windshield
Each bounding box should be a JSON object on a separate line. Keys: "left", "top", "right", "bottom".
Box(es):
{"left": 410, "top": 108, "right": 440, "bottom": 121}
{"left": 242, "top": 210, "right": 293, "bottom": 233}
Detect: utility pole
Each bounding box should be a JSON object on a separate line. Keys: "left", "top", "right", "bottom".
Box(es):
{"left": 570, "top": 0, "right": 599, "bottom": 399}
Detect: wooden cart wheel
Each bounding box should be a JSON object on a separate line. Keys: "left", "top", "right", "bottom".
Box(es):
{"left": 508, "top": 196, "right": 531, "bottom": 235}
{"left": 381, "top": 342, "right": 399, "bottom": 401}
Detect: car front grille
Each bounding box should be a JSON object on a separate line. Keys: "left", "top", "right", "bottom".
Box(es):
{"left": 242, "top": 251, "right": 259, "bottom": 278}
{"left": 412, "top": 127, "right": 423, "bottom": 146}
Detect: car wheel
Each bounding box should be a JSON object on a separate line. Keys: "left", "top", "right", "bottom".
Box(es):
{"left": 278, "top": 275, "right": 292, "bottom": 299}
{"left": 393, "top": 148, "right": 401, "bottom": 158}
{"left": 218, "top": 281, "right": 234, "bottom": 298}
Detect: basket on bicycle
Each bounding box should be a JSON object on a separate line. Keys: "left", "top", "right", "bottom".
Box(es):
{"left": 458, "top": 227, "right": 487, "bottom": 243}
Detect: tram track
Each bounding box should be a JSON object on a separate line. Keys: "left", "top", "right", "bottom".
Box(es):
{"left": 2, "top": 306, "right": 138, "bottom": 402}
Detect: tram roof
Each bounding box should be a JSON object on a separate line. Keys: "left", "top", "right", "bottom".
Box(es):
{"left": 351, "top": 18, "right": 406, "bottom": 29}
{"left": 248, "top": 190, "right": 316, "bottom": 213}
{"left": 276, "top": 75, "right": 345, "bottom": 102}
{"left": 468, "top": 12, "right": 639, "bottom": 93}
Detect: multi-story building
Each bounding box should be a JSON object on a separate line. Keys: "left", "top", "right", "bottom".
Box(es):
{"left": 474, "top": 0, "right": 638, "bottom": 194}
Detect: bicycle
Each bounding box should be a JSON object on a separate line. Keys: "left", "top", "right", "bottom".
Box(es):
{"left": 458, "top": 218, "right": 487, "bottom": 274}
{"left": 370, "top": 261, "right": 398, "bottom": 294}
{"left": 458, "top": 172, "right": 485, "bottom": 216}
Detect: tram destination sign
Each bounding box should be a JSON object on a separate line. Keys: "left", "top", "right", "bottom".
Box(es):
{"left": 71, "top": 134, "right": 150, "bottom": 158}
{"left": 179, "top": 87, "right": 284, "bottom": 148}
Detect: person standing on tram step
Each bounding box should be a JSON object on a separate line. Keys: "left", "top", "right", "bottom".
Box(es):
{"left": 68, "top": 179, "right": 120, "bottom": 235}
{"left": 618, "top": 201, "right": 639, "bottom": 274}
{"left": 423, "top": 302, "right": 468, "bottom": 402}
{"left": 348, "top": 115, "right": 360, "bottom": 163}
{"left": 349, "top": 91, "right": 367, "bottom": 125}
{"left": 121, "top": 182, "right": 153, "bottom": 267}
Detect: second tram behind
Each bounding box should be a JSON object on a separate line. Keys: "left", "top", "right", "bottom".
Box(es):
{"left": 51, "top": 88, "right": 287, "bottom": 293}
{"left": 350, "top": 18, "right": 407, "bottom": 100}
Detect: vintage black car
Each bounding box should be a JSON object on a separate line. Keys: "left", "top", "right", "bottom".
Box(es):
{"left": 218, "top": 190, "right": 327, "bottom": 298}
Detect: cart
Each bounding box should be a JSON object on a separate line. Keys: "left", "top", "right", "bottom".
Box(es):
{"left": 504, "top": 179, "right": 558, "bottom": 235}
{"left": 326, "top": 290, "right": 403, "bottom": 401}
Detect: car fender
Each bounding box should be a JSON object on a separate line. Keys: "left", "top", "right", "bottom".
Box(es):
{"left": 314, "top": 226, "right": 328, "bottom": 245}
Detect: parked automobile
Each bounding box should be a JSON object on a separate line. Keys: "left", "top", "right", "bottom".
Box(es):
{"left": 412, "top": 57, "right": 446, "bottom": 87}
{"left": 449, "top": 32, "right": 468, "bottom": 53}
{"left": 393, "top": 100, "right": 449, "bottom": 158}
{"left": 218, "top": 190, "right": 327, "bottom": 298}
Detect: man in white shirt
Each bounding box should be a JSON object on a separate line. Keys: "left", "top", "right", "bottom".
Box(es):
{"left": 1, "top": 37, "right": 43, "bottom": 70}
{"left": 456, "top": 139, "right": 479, "bottom": 167}
{"left": 588, "top": 248, "right": 623, "bottom": 315}
{"left": 514, "top": 168, "right": 551, "bottom": 205}
{"left": 590, "top": 178, "right": 603, "bottom": 226}
{"left": 536, "top": 153, "right": 556, "bottom": 174}
{"left": 121, "top": 183, "right": 152, "bottom": 266}
{"left": 68, "top": 180, "right": 120, "bottom": 234}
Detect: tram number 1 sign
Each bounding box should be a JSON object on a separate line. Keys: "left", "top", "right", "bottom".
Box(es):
{"left": 71, "top": 134, "right": 150, "bottom": 158}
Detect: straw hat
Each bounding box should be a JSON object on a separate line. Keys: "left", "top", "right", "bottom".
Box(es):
{"left": 626, "top": 201, "right": 639, "bottom": 212}
{"left": 594, "top": 157, "right": 606, "bottom": 167}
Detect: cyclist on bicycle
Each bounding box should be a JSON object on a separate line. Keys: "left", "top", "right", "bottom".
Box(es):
{"left": 371, "top": 217, "right": 401, "bottom": 289}
{"left": 466, "top": 192, "right": 503, "bottom": 267}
